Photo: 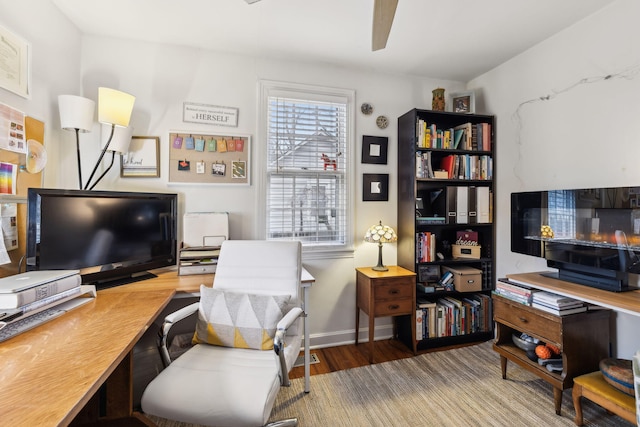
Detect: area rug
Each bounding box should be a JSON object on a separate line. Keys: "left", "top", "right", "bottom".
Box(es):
{"left": 148, "top": 341, "right": 631, "bottom": 426}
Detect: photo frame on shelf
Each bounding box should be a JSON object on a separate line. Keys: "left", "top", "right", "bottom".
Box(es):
{"left": 449, "top": 91, "right": 475, "bottom": 114}
{"left": 121, "top": 136, "right": 160, "bottom": 178}
{"left": 169, "top": 131, "right": 250, "bottom": 185}
{"left": 361, "top": 135, "right": 388, "bottom": 164}
{"left": 363, "top": 173, "right": 389, "bottom": 201}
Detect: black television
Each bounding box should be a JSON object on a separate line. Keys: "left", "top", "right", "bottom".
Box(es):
{"left": 26, "top": 188, "right": 178, "bottom": 289}
{"left": 511, "top": 186, "right": 640, "bottom": 292}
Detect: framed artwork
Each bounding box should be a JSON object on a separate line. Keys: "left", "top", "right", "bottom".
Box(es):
{"left": 121, "top": 136, "right": 160, "bottom": 177}
{"left": 169, "top": 131, "right": 250, "bottom": 185}
{"left": 0, "top": 26, "right": 30, "bottom": 99}
{"left": 361, "top": 135, "right": 388, "bottom": 164}
{"left": 363, "top": 173, "right": 389, "bottom": 201}
{"left": 449, "top": 91, "right": 475, "bottom": 114}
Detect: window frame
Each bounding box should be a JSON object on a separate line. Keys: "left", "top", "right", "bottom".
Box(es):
{"left": 257, "top": 80, "right": 355, "bottom": 258}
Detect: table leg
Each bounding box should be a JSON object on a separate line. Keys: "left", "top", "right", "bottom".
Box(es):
{"left": 572, "top": 384, "right": 584, "bottom": 425}
{"left": 368, "top": 312, "right": 375, "bottom": 364}
{"left": 303, "top": 284, "right": 311, "bottom": 394}
{"left": 500, "top": 355, "right": 507, "bottom": 379}
{"left": 553, "top": 387, "right": 562, "bottom": 415}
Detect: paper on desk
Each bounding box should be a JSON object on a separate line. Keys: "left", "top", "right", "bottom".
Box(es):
{"left": 0, "top": 203, "right": 11, "bottom": 264}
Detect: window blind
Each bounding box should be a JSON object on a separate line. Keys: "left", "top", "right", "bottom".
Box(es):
{"left": 266, "top": 95, "right": 349, "bottom": 248}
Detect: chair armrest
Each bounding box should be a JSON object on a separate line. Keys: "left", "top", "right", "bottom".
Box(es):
{"left": 159, "top": 302, "right": 199, "bottom": 367}
{"left": 274, "top": 306, "right": 304, "bottom": 387}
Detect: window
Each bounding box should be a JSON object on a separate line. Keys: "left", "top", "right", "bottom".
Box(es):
{"left": 258, "top": 81, "right": 354, "bottom": 253}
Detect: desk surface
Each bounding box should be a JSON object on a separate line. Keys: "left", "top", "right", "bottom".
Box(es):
{"left": 0, "top": 286, "right": 175, "bottom": 426}
{"left": 507, "top": 271, "right": 640, "bottom": 317}
{"left": 0, "top": 267, "right": 315, "bottom": 426}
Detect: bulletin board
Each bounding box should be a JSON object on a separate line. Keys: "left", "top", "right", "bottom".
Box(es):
{"left": 0, "top": 116, "right": 44, "bottom": 277}
{"left": 168, "top": 131, "right": 250, "bottom": 185}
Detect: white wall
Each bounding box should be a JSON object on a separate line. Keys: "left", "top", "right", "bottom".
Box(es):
{"left": 73, "top": 36, "right": 465, "bottom": 347}
{"left": 470, "top": 0, "right": 640, "bottom": 357}
{"left": 0, "top": 0, "right": 81, "bottom": 187}
{"left": 7, "top": 1, "right": 637, "bottom": 356}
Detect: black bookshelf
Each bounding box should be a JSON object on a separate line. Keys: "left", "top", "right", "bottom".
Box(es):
{"left": 397, "top": 109, "right": 496, "bottom": 350}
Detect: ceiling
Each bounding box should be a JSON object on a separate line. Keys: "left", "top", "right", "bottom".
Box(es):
{"left": 52, "top": 0, "right": 614, "bottom": 82}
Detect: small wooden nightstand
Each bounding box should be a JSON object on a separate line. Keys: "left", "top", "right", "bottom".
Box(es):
{"left": 355, "top": 266, "right": 416, "bottom": 363}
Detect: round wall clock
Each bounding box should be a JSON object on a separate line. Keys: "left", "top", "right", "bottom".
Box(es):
{"left": 376, "top": 115, "right": 389, "bottom": 129}
{"left": 361, "top": 103, "right": 373, "bottom": 115}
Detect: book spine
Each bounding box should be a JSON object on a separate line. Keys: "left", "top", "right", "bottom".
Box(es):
{"left": 0, "top": 274, "right": 81, "bottom": 309}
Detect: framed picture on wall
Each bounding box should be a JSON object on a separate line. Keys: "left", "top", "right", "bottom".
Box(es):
{"left": 121, "top": 136, "right": 160, "bottom": 177}
{"left": 363, "top": 173, "right": 389, "bottom": 201}
{"left": 361, "top": 135, "right": 388, "bottom": 164}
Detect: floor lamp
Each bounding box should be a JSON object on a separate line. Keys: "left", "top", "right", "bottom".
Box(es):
{"left": 58, "top": 94, "right": 95, "bottom": 190}
{"left": 58, "top": 87, "right": 135, "bottom": 190}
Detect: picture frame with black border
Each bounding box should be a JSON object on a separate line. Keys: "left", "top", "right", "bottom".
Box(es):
{"left": 361, "top": 135, "right": 388, "bottom": 164}
{"left": 449, "top": 91, "right": 475, "bottom": 114}
{"left": 363, "top": 173, "right": 389, "bottom": 201}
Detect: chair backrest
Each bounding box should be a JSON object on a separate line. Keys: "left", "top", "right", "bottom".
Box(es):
{"left": 214, "top": 240, "right": 302, "bottom": 301}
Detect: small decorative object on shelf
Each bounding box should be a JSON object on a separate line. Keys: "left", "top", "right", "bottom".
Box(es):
{"left": 364, "top": 221, "right": 397, "bottom": 271}
{"left": 432, "top": 88, "right": 445, "bottom": 111}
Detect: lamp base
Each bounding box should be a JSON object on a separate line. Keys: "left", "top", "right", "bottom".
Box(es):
{"left": 372, "top": 242, "right": 388, "bottom": 271}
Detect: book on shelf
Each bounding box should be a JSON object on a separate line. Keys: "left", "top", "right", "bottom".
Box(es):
{"left": 0, "top": 273, "right": 82, "bottom": 309}
{"left": 531, "top": 302, "right": 587, "bottom": 316}
{"left": 532, "top": 291, "right": 583, "bottom": 308}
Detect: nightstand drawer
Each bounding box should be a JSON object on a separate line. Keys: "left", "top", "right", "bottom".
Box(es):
{"left": 374, "top": 297, "right": 413, "bottom": 316}
{"left": 373, "top": 279, "right": 413, "bottom": 301}
{"left": 493, "top": 296, "right": 561, "bottom": 344}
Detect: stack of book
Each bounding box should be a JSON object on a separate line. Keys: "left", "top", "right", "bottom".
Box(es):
{"left": 0, "top": 270, "right": 83, "bottom": 324}
{"left": 493, "top": 278, "right": 538, "bottom": 306}
{"left": 531, "top": 291, "right": 587, "bottom": 315}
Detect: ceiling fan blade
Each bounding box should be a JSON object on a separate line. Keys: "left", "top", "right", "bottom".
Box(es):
{"left": 244, "top": 0, "right": 261, "bottom": 3}
{"left": 372, "top": 0, "right": 398, "bottom": 51}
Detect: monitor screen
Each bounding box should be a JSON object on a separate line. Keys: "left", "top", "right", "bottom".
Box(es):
{"left": 26, "top": 188, "right": 177, "bottom": 289}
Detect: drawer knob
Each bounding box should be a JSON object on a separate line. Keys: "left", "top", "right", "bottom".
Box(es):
{"left": 518, "top": 316, "right": 528, "bottom": 323}
{"left": 389, "top": 304, "right": 400, "bottom": 310}
{"left": 389, "top": 289, "right": 400, "bottom": 295}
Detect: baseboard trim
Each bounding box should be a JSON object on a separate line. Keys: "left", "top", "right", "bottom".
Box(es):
{"left": 307, "top": 324, "right": 394, "bottom": 350}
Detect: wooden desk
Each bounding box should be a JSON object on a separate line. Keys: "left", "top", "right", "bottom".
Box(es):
{"left": 355, "top": 266, "right": 416, "bottom": 363}
{"left": 0, "top": 288, "right": 175, "bottom": 426}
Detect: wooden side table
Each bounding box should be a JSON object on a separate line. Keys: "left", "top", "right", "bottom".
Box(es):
{"left": 355, "top": 266, "right": 416, "bottom": 363}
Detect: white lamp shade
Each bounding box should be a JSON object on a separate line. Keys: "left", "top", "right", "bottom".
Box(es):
{"left": 58, "top": 95, "right": 95, "bottom": 132}
{"left": 102, "top": 124, "right": 133, "bottom": 153}
{"left": 98, "top": 87, "right": 135, "bottom": 127}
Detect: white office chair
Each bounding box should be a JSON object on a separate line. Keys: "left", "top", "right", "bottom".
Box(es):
{"left": 141, "top": 240, "right": 308, "bottom": 427}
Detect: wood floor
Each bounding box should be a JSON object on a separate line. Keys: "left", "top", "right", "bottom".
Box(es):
{"left": 289, "top": 338, "right": 477, "bottom": 379}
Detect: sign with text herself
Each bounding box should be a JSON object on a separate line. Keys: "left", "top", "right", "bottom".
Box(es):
{"left": 183, "top": 102, "right": 238, "bottom": 127}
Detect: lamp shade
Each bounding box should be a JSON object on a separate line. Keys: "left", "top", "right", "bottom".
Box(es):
{"left": 102, "top": 124, "right": 133, "bottom": 153}
{"left": 364, "top": 221, "right": 397, "bottom": 244}
{"left": 58, "top": 95, "right": 95, "bottom": 132}
{"left": 98, "top": 87, "right": 135, "bottom": 127}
